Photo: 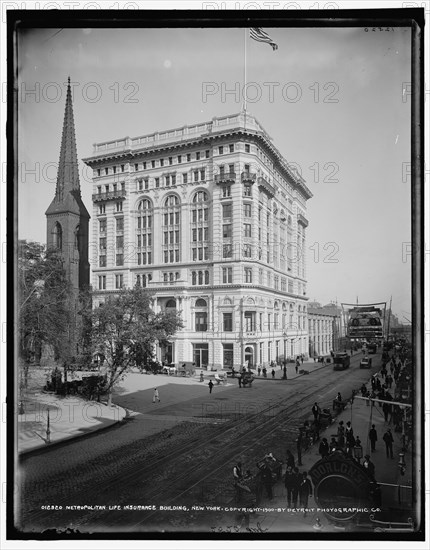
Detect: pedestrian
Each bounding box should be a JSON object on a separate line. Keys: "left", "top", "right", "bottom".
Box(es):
{"left": 318, "top": 437, "right": 329, "bottom": 458}
{"left": 298, "top": 471, "right": 313, "bottom": 516}
{"left": 369, "top": 424, "right": 378, "bottom": 452}
{"left": 200, "top": 371, "right": 204, "bottom": 382}
{"left": 258, "top": 366, "right": 261, "bottom": 376}
{"left": 312, "top": 402, "right": 321, "bottom": 423}
{"left": 284, "top": 466, "right": 296, "bottom": 507}
{"left": 300, "top": 354, "right": 304, "bottom": 364}
{"left": 285, "top": 449, "right": 295, "bottom": 469}
{"left": 336, "top": 392, "right": 342, "bottom": 402}
{"left": 314, "top": 354, "right": 317, "bottom": 362}
{"left": 363, "top": 455, "right": 376, "bottom": 480}
{"left": 382, "top": 401, "right": 391, "bottom": 422}
{"left": 208, "top": 380, "right": 214, "bottom": 394}
{"left": 383, "top": 428, "right": 394, "bottom": 458}
{"left": 295, "top": 358, "right": 300, "bottom": 374}
{"left": 263, "top": 367, "right": 267, "bottom": 378}
{"left": 261, "top": 463, "right": 273, "bottom": 500}
{"left": 345, "top": 421, "right": 354, "bottom": 446}
{"left": 152, "top": 388, "right": 160, "bottom": 403}
{"left": 238, "top": 375, "right": 242, "bottom": 388}
{"left": 271, "top": 369, "right": 275, "bottom": 379}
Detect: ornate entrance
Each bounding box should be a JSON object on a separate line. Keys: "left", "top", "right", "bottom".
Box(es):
{"left": 244, "top": 345, "right": 255, "bottom": 368}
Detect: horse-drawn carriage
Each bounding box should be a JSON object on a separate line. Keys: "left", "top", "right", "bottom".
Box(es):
{"left": 241, "top": 371, "right": 255, "bottom": 387}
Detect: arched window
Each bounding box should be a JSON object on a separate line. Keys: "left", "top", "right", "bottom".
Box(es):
{"left": 191, "top": 191, "right": 209, "bottom": 262}
{"left": 198, "top": 271, "right": 203, "bottom": 285}
{"left": 163, "top": 194, "right": 181, "bottom": 263}
{"left": 136, "top": 199, "right": 153, "bottom": 266}
{"left": 196, "top": 298, "right": 207, "bottom": 307}
{"left": 205, "top": 270, "right": 209, "bottom": 285}
{"left": 166, "top": 299, "right": 176, "bottom": 309}
{"left": 52, "top": 222, "right": 62, "bottom": 250}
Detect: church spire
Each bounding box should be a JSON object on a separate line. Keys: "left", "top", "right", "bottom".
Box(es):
{"left": 46, "top": 77, "right": 89, "bottom": 217}
{"left": 55, "top": 76, "right": 80, "bottom": 200}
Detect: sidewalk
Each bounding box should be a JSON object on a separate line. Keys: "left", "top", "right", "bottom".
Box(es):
{"left": 17, "top": 368, "right": 127, "bottom": 455}
{"left": 248, "top": 370, "right": 413, "bottom": 532}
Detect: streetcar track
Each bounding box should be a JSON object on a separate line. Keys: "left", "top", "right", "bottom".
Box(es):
{"left": 20, "top": 364, "right": 371, "bottom": 530}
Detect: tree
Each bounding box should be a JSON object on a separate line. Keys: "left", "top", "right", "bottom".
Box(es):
{"left": 90, "top": 286, "right": 183, "bottom": 406}
{"left": 18, "top": 240, "right": 74, "bottom": 373}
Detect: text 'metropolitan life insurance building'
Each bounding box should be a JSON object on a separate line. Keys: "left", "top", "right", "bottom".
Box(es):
{"left": 83, "top": 112, "right": 312, "bottom": 371}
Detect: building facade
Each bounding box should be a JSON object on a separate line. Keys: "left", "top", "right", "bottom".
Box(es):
{"left": 83, "top": 112, "right": 312, "bottom": 370}
{"left": 308, "top": 303, "right": 341, "bottom": 357}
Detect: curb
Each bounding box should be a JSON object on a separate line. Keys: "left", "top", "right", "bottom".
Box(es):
{"left": 18, "top": 403, "right": 128, "bottom": 458}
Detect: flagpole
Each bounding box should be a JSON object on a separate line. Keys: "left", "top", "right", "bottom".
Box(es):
{"left": 243, "top": 27, "right": 247, "bottom": 113}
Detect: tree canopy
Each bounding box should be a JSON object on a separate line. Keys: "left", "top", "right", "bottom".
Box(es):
{"left": 90, "top": 286, "right": 183, "bottom": 403}
{"left": 18, "top": 240, "right": 74, "bottom": 366}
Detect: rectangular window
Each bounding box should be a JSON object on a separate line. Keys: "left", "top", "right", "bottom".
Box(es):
{"left": 244, "top": 204, "right": 252, "bottom": 217}
{"left": 200, "top": 169, "right": 205, "bottom": 181}
{"left": 243, "top": 185, "right": 252, "bottom": 197}
{"left": 195, "top": 312, "right": 207, "bottom": 332}
{"left": 116, "top": 202, "right": 123, "bottom": 212}
{"left": 245, "top": 144, "right": 250, "bottom": 153}
{"left": 193, "top": 343, "right": 208, "bottom": 369}
{"left": 164, "top": 232, "right": 169, "bottom": 245}
{"left": 219, "top": 146, "right": 223, "bottom": 155}
{"left": 245, "top": 268, "right": 252, "bottom": 283}
{"left": 194, "top": 170, "right": 199, "bottom": 182}
{"left": 160, "top": 159, "right": 164, "bottom": 167}
{"left": 113, "top": 166, "right": 117, "bottom": 174}
{"left": 183, "top": 173, "right": 188, "bottom": 184}
{"left": 97, "top": 186, "right": 102, "bottom": 194}
{"left": 116, "top": 236, "right": 123, "bottom": 249}
{"left": 222, "top": 185, "right": 231, "bottom": 198}
{"left": 229, "top": 163, "right": 234, "bottom": 174}
{"left": 196, "top": 152, "right": 200, "bottom": 160}
{"left": 99, "top": 237, "right": 106, "bottom": 250}
{"left": 151, "top": 160, "right": 155, "bottom": 168}
{"left": 172, "top": 174, "right": 176, "bottom": 185}
{"left": 115, "top": 274, "right": 123, "bottom": 288}
{"left": 223, "top": 224, "right": 232, "bottom": 238}
{"left": 169, "top": 157, "right": 173, "bottom": 165}
{"left": 223, "top": 313, "right": 233, "bottom": 332}
{"left": 222, "top": 267, "right": 232, "bottom": 283}
{"left": 99, "top": 219, "right": 106, "bottom": 232}
{"left": 229, "top": 144, "right": 234, "bottom": 153}
{"left": 222, "top": 204, "right": 232, "bottom": 218}
{"left": 134, "top": 164, "right": 138, "bottom": 172}
{"left": 144, "top": 178, "right": 149, "bottom": 189}
{"left": 116, "top": 217, "right": 124, "bottom": 231}
{"left": 187, "top": 153, "right": 191, "bottom": 162}
{"left": 99, "top": 255, "right": 106, "bottom": 267}
{"left": 165, "top": 175, "right": 170, "bottom": 186}
{"left": 97, "top": 169, "right": 101, "bottom": 177}
{"left": 178, "top": 155, "right": 182, "bottom": 164}
{"left": 116, "top": 254, "right": 124, "bottom": 266}
{"left": 164, "top": 250, "right": 168, "bottom": 263}
{"left": 244, "top": 312, "right": 255, "bottom": 332}
{"left": 205, "top": 150, "right": 210, "bottom": 159}
{"left": 243, "top": 245, "right": 252, "bottom": 258}
{"left": 244, "top": 224, "right": 252, "bottom": 238}
{"left": 98, "top": 275, "right": 106, "bottom": 290}
{"left": 142, "top": 162, "right": 146, "bottom": 169}
{"left": 155, "top": 177, "right": 160, "bottom": 188}
{"left": 223, "top": 343, "right": 234, "bottom": 369}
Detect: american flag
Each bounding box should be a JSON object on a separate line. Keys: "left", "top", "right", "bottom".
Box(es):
{"left": 249, "top": 28, "right": 278, "bottom": 51}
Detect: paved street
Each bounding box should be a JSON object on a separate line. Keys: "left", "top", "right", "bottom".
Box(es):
{"left": 18, "top": 352, "right": 389, "bottom": 533}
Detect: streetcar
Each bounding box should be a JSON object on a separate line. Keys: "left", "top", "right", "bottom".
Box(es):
{"left": 332, "top": 353, "right": 350, "bottom": 371}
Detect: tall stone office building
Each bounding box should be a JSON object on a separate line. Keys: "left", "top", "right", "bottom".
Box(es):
{"left": 83, "top": 112, "right": 312, "bottom": 371}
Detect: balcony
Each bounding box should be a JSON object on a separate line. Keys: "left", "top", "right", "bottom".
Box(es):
{"left": 297, "top": 213, "right": 309, "bottom": 228}
{"left": 214, "top": 172, "right": 236, "bottom": 185}
{"left": 241, "top": 171, "right": 257, "bottom": 184}
{"left": 258, "top": 176, "right": 276, "bottom": 198}
{"left": 92, "top": 189, "right": 127, "bottom": 202}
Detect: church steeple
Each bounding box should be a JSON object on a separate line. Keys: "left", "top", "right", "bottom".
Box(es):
{"left": 45, "top": 77, "right": 90, "bottom": 291}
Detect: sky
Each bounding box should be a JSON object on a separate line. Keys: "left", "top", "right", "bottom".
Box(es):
{"left": 16, "top": 24, "right": 412, "bottom": 320}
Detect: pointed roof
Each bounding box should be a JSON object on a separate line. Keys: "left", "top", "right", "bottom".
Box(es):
{"left": 45, "top": 77, "right": 90, "bottom": 219}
